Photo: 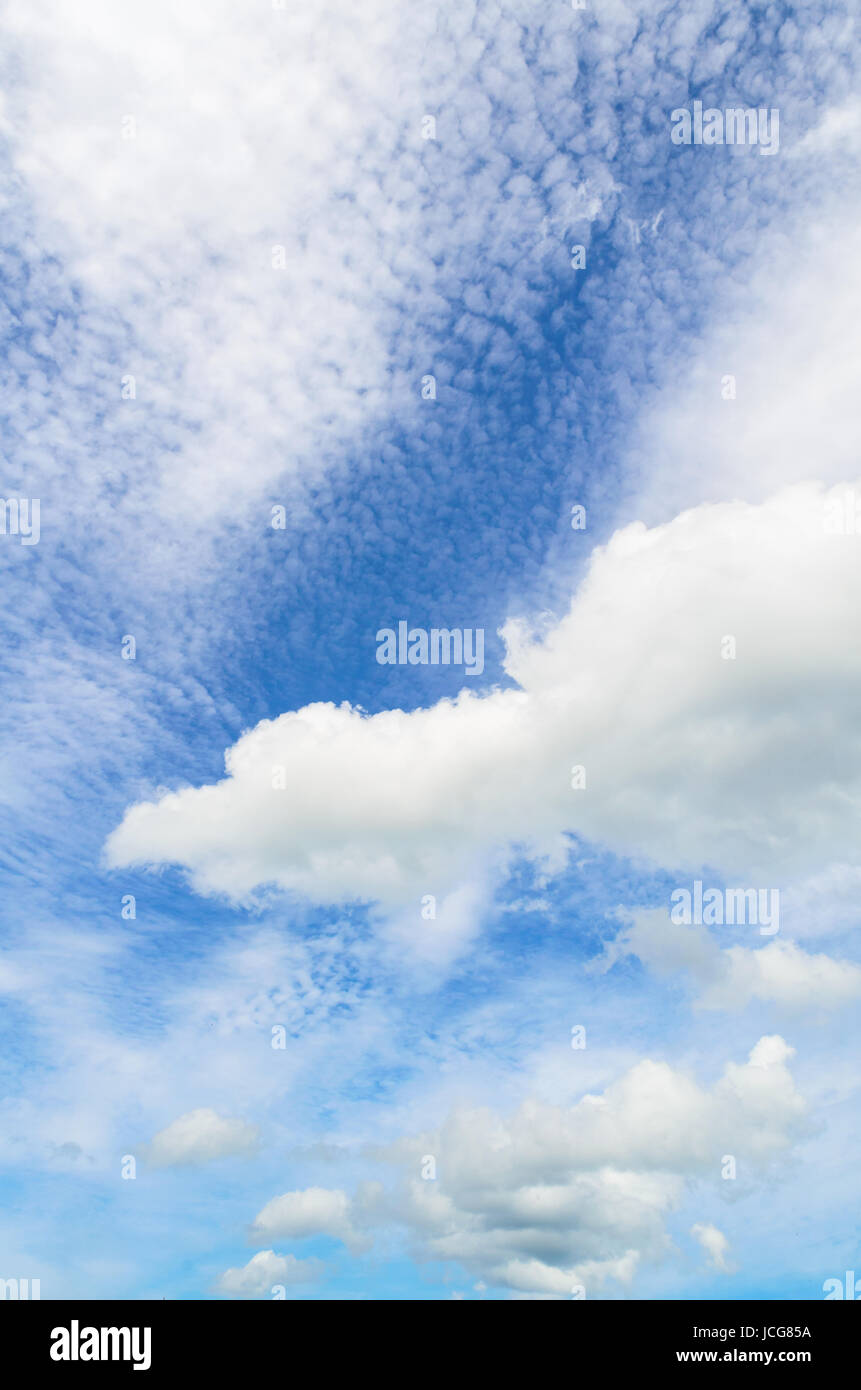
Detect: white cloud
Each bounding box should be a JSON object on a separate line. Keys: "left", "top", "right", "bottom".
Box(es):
{"left": 215, "top": 1250, "right": 323, "bottom": 1299}
{"left": 628, "top": 206, "right": 861, "bottom": 525}
{"left": 249, "top": 1037, "right": 805, "bottom": 1295}
{"left": 0, "top": 0, "right": 425, "bottom": 525}
{"left": 379, "top": 882, "right": 489, "bottom": 969}
{"left": 0, "top": 0, "right": 857, "bottom": 1303}
{"left": 789, "top": 99, "right": 861, "bottom": 159}
{"left": 107, "top": 481, "right": 861, "bottom": 916}
{"left": 707, "top": 941, "right": 861, "bottom": 1013}
{"left": 691, "top": 1223, "right": 734, "bottom": 1274}
{"left": 251, "top": 1186, "right": 365, "bottom": 1253}
{"left": 598, "top": 909, "right": 861, "bottom": 1013}
{"left": 144, "top": 1108, "right": 260, "bottom": 1167}
{"left": 0, "top": 0, "right": 613, "bottom": 556}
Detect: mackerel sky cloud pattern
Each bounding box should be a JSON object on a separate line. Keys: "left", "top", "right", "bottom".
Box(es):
{"left": 0, "top": 0, "right": 858, "bottom": 1302}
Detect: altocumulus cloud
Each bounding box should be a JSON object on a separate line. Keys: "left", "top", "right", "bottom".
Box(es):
{"left": 0, "top": 0, "right": 617, "bottom": 550}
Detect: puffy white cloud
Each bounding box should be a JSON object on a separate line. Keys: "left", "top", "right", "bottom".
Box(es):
{"left": 249, "top": 1037, "right": 805, "bottom": 1295}
{"left": 691, "top": 1223, "right": 734, "bottom": 1274}
{"left": 215, "top": 1250, "right": 323, "bottom": 1299}
{"left": 144, "top": 1108, "right": 260, "bottom": 1167}
{"left": 598, "top": 909, "right": 861, "bottom": 1013}
{"left": 107, "top": 481, "right": 861, "bottom": 913}
{"left": 703, "top": 941, "right": 861, "bottom": 1013}
{"left": 251, "top": 1186, "right": 366, "bottom": 1253}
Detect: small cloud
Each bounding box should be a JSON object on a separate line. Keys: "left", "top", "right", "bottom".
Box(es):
{"left": 598, "top": 909, "right": 861, "bottom": 1014}
{"left": 144, "top": 1108, "right": 260, "bottom": 1168}
{"left": 288, "top": 1142, "right": 349, "bottom": 1163}
{"left": 250, "top": 1186, "right": 370, "bottom": 1254}
{"left": 216, "top": 1250, "right": 323, "bottom": 1299}
{"left": 691, "top": 1223, "right": 734, "bottom": 1274}
{"left": 48, "top": 1141, "right": 95, "bottom": 1168}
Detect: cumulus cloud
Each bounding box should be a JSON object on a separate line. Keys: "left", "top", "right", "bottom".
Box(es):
{"left": 250, "top": 1186, "right": 367, "bottom": 1254}
{"left": 699, "top": 941, "right": 861, "bottom": 1014}
{"left": 107, "top": 481, "right": 861, "bottom": 915}
{"left": 691, "top": 1223, "right": 734, "bottom": 1274}
{"left": 144, "top": 1108, "right": 260, "bottom": 1167}
{"left": 215, "top": 1250, "right": 323, "bottom": 1299}
{"left": 248, "top": 1037, "right": 805, "bottom": 1295}
{"left": 597, "top": 909, "right": 861, "bottom": 1013}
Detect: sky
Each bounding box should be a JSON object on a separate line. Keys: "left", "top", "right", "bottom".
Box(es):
{"left": 0, "top": 0, "right": 860, "bottom": 1301}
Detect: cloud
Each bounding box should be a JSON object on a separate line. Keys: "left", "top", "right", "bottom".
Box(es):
{"left": 250, "top": 1186, "right": 366, "bottom": 1253}
{"left": 215, "top": 1250, "right": 323, "bottom": 1299}
{"left": 598, "top": 909, "right": 861, "bottom": 1013}
{"left": 701, "top": 941, "right": 861, "bottom": 1013}
{"left": 144, "top": 1108, "right": 260, "bottom": 1167}
{"left": 248, "top": 1037, "right": 805, "bottom": 1295}
{"left": 6, "top": 0, "right": 845, "bottom": 606}
{"left": 628, "top": 205, "right": 861, "bottom": 525}
{"left": 107, "top": 481, "right": 861, "bottom": 915}
{"left": 0, "top": 0, "right": 614, "bottom": 560}
{"left": 691, "top": 1223, "right": 734, "bottom": 1274}
{"left": 2, "top": 0, "right": 859, "bottom": 1302}
{"left": 0, "top": 0, "right": 425, "bottom": 531}
{"left": 379, "top": 882, "right": 489, "bottom": 969}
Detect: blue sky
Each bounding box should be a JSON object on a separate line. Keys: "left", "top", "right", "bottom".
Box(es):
{"left": 0, "top": 0, "right": 860, "bottom": 1300}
